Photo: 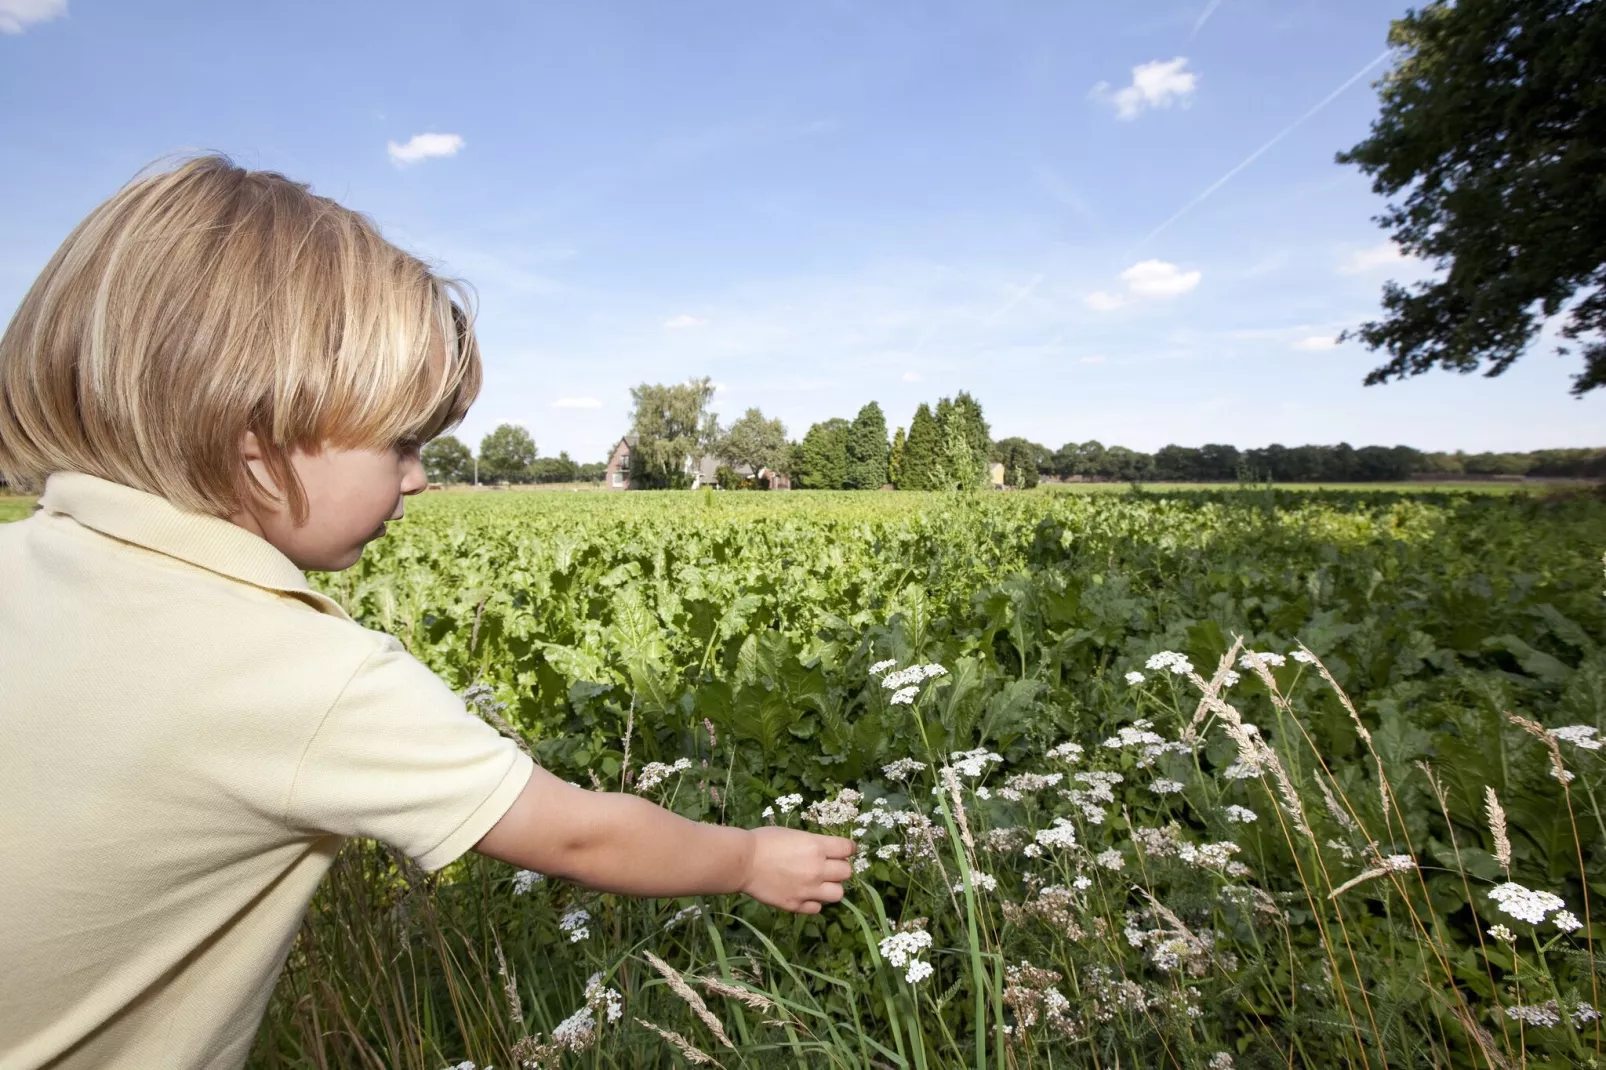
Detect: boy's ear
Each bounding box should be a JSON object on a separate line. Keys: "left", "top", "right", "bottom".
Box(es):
{"left": 239, "top": 430, "right": 282, "bottom": 499}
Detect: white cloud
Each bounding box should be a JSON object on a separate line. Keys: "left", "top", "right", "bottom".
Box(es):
{"left": 0, "top": 0, "right": 66, "bottom": 34}
{"left": 901, "top": 370, "right": 925, "bottom": 383}
{"left": 663, "top": 313, "right": 708, "bottom": 329}
{"left": 1295, "top": 335, "right": 1339, "bottom": 351}
{"left": 1085, "top": 259, "right": 1200, "bottom": 312}
{"left": 550, "top": 397, "right": 602, "bottom": 409}
{"left": 1338, "top": 242, "right": 1408, "bottom": 275}
{"left": 1092, "top": 58, "right": 1197, "bottom": 121}
{"left": 386, "top": 132, "right": 464, "bottom": 167}
{"left": 1080, "top": 354, "right": 1108, "bottom": 364}
{"left": 1121, "top": 259, "right": 1202, "bottom": 298}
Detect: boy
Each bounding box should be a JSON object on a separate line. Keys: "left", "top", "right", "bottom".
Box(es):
{"left": 0, "top": 156, "right": 853, "bottom": 1069}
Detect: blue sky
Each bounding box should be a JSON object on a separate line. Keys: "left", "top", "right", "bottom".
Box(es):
{"left": 2, "top": 0, "right": 1600, "bottom": 462}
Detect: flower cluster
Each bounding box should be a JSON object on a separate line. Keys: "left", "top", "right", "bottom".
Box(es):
{"left": 1145, "top": 650, "right": 1195, "bottom": 676}
{"left": 635, "top": 757, "right": 692, "bottom": 792}
{"left": 878, "top": 926, "right": 935, "bottom": 984}
{"left": 1124, "top": 670, "right": 1146, "bottom": 685}
{"left": 1102, "top": 719, "right": 1190, "bottom": 768}
{"left": 665, "top": 904, "right": 703, "bottom": 929}
{"left": 1095, "top": 848, "right": 1125, "bottom": 871}
{"left": 1032, "top": 817, "right": 1078, "bottom": 851}
{"left": 559, "top": 908, "right": 592, "bottom": 943}
{"left": 950, "top": 748, "right": 1004, "bottom": 778}
{"left": 1002, "top": 961, "right": 1075, "bottom": 1043}
{"left": 1060, "top": 770, "right": 1123, "bottom": 824}
{"left": 1046, "top": 741, "right": 1084, "bottom": 763}
{"left": 880, "top": 663, "right": 948, "bottom": 690}
{"left": 1222, "top": 805, "right": 1258, "bottom": 823}
{"left": 1550, "top": 724, "right": 1602, "bottom": 751}
{"left": 1487, "top": 882, "right": 1568, "bottom": 926}
{"left": 953, "top": 871, "right": 999, "bottom": 893}
{"left": 1290, "top": 649, "right": 1318, "bottom": 664}
{"left": 881, "top": 758, "right": 926, "bottom": 781}
{"left": 803, "top": 788, "right": 863, "bottom": 827}
{"left": 1506, "top": 1001, "right": 1562, "bottom": 1028}
{"left": 1149, "top": 778, "right": 1185, "bottom": 795}
{"left": 512, "top": 869, "right": 545, "bottom": 894}
{"left": 1239, "top": 651, "right": 1287, "bottom": 669}
{"left": 541, "top": 972, "right": 624, "bottom": 1055}
{"left": 998, "top": 771, "right": 1064, "bottom": 801}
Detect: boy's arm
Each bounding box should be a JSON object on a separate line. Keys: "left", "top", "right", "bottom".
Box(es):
{"left": 474, "top": 765, "right": 855, "bottom": 913}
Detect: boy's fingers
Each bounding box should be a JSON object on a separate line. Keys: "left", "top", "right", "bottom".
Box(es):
{"left": 822, "top": 859, "right": 853, "bottom": 882}
{"left": 821, "top": 836, "right": 856, "bottom": 858}
{"left": 817, "top": 882, "right": 845, "bottom": 904}
{"left": 798, "top": 900, "right": 822, "bottom": 915}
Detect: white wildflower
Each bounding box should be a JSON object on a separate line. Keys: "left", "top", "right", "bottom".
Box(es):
{"left": 1125, "top": 670, "right": 1146, "bottom": 685}
{"left": 869, "top": 659, "right": 898, "bottom": 675}
{"left": 1223, "top": 805, "right": 1258, "bottom": 823}
{"left": 1219, "top": 669, "right": 1241, "bottom": 688}
{"left": 953, "top": 872, "right": 999, "bottom": 893}
{"left": 559, "top": 908, "right": 592, "bottom": 943}
{"left": 1073, "top": 875, "right": 1092, "bottom": 890}
{"left": 1033, "top": 818, "right": 1078, "bottom": 851}
{"left": 1550, "top": 724, "right": 1602, "bottom": 751}
{"left": 775, "top": 793, "right": 803, "bottom": 814}
{"left": 878, "top": 929, "right": 933, "bottom": 968}
{"left": 998, "top": 771, "right": 1064, "bottom": 801}
{"left": 1379, "top": 854, "right": 1416, "bottom": 872}
{"left": 1145, "top": 650, "right": 1195, "bottom": 676}
{"left": 881, "top": 663, "right": 948, "bottom": 690}
{"left": 1150, "top": 778, "right": 1185, "bottom": 795}
{"left": 1290, "top": 649, "right": 1318, "bottom": 664}
{"left": 853, "top": 854, "right": 870, "bottom": 873}
{"left": 1095, "top": 848, "right": 1125, "bottom": 871}
{"left": 950, "top": 748, "right": 1004, "bottom": 778}
{"left": 1209, "top": 1054, "right": 1235, "bottom": 1070}
{"left": 1572, "top": 1001, "right": 1602, "bottom": 1025}
{"left": 882, "top": 758, "right": 926, "bottom": 781}
{"left": 635, "top": 757, "right": 693, "bottom": 792}
{"left": 665, "top": 905, "right": 703, "bottom": 929}
{"left": 512, "top": 869, "right": 545, "bottom": 894}
{"left": 876, "top": 844, "right": 902, "bottom": 860}
{"left": 1553, "top": 910, "right": 1582, "bottom": 933}
{"left": 803, "top": 788, "right": 862, "bottom": 827}
{"left": 889, "top": 685, "right": 920, "bottom": 705}
{"left": 1506, "top": 1001, "right": 1562, "bottom": 1027}
{"left": 1220, "top": 760, "right": 1260, "bottom": 780}
{"left": 1488, "top": 924, "right": 1515, "bottom": 942}
{"left": 903, "top": 959, "right": 934, "bottom": 984}
{"left": 1046, "top": 741, "right": 1083, "bottom": 763}
{"left": 1240, "top": 651, "right": 1287, "bottom": 669}
{"left": 1488, "top": 882, "right": 1568, "bottom": 925}
{"left": 761, "top": 806, "right": 774, "bottom": 819}
{"left": 1022, "top": 843, "right": 1043, "bottom": 858}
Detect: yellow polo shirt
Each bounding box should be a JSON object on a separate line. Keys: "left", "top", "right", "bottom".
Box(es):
{"left": 0, "top": 473, "right": 533, "bottom": 1069}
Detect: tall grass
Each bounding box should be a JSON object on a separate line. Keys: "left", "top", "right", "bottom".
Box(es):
{"left": 254, "top": 638, "right": 1603, "bottom": 1069}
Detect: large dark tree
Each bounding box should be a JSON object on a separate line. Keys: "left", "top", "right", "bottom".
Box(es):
{"left": 898, "top": 404, "right": 944, "bottom": 490}
{"left": 628, "top": 378, "right": 719, "bottom": 488}
{"left": 845, "top": 402, "right": 890, "bottom": 489}
{"left": 717, "top": 407, "right": 789, "bottom": 479}
{"left": 795, "top": 419, "right": 850, "bottom": 489}
{"left": 1338, "top": 0, "right": 1606, "bottom": 395}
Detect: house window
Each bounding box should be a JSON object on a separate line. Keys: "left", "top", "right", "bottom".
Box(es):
{"left": 612, "top": 471, "right": 625, "bottom": 487}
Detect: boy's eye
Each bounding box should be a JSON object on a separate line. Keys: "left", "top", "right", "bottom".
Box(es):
{"left": 396, "top": 437, "right": 423, "bottom": 457}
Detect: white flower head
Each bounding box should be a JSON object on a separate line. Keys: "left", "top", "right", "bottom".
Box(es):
{"left": 1552, "top": 910, "right": 1582, "bottom": 933}
{"left": 1095, "top": 848, "right": 1125, "bottom": 871}
{"left": 1550, "top": 724, "right": 1602, "bottom": 751}
{"left": 1488, "top": 882, "right": 1568, "bottom": 925}
{"left": 1145, "top": 650, "right": 1195, "bottom": 676}
{"left": 878, "top": 928, "right": 933, "bottom": 968}
{"left": 1149, "top": 778, "right": 1185, "bottom": 795}
{"left": 869, "top": 659, "right": 898, "bottom": 676}
{"left": 1223, "top": 805, "right": 1258, "bottom": 824}
{"left": 1125, "top": 670, "right": 1146, "bottom": 685}
{"left": 512, "top": 869, "right": 545, "bottom": 894}
{"left": 775, "top": 793, "right": 804, "bottom": 814}
{"left": 1290, "top": 649, "right": 1318, "bottom": 664}
{"left": 1239, "top": 651, "right": 1287, "bottom": 669}
{"left": 1488, "top": 924, "right": 1516, "bottom": 943}
{"left": 559, "top": 908, "right": 592, "bottom": 943}
{"left": 904, "top": 959, "right": 934, "bottom": 984}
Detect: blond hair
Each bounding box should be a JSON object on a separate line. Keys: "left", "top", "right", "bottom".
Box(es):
{"left": 0, "top": 154, "right": 480, "bottom": 520}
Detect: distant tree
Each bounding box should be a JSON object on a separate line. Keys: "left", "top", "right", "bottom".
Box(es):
{"left": 898, "top": 404, "right": 944, "bottom": 490}
{"left": 845, "top": 402, "right": 891, "bottom": 489}
{"left": 888, "top": 426, "right": 906, "bottom": 486}
{"left": 951, "top": 392, "right": 992, "bottom": 487}
{"left": 795, "top": 419, "right": 850, "bottom": 489}
{"left": 629, "top": 377, "right": 719, "bottom": 488}
{"left": 530, "top": 451, "right": 581, "bottom": 483}
{"left": 718, "top": 407, "right": 789, "bottom": 480}
{"left": 993, "top": 437, "right": 1046, "bottom": 489}
{"left": 939, "top": 411, "right": 975, "bottom": 491}
{"left": 421, "top": 435, "right": 473, "bottom": 483}
{"left": 576, "top": 461, "right": 608, "bottom": 482}
{"left": 478, "top": 424, "right": 536, "bottom": 483}
{"left": 1338, "top": 0, "right": 1606, "bottom": 395}
{"left": 1153, "top": 445, "right": 1202, "bottom": 481}
{"left": 1198, "top": 443, "right": 1241, "bottom": 482}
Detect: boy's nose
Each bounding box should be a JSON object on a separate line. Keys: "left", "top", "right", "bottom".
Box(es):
{"left": 400, "top": 454, "right": 428, "bottom": 495}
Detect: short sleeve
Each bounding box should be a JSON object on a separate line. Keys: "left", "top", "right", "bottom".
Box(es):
{"left": 286, "top": 642, "right": 534, "bottom": 871}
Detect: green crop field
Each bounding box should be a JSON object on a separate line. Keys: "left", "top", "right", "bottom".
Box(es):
{"left": 255, "top": 487, "right": 1606, "bottom": 1069}
{"left": 7, "top": 486, "right": 1605, "bottom": 1066}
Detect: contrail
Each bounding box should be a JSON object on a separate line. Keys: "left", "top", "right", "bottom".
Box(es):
{"left": 1125, "top": 47, "right": 1394, "bottom": 256}
{"left": 983, "top": 272, "right": 1046, "bottom": 324}
{"left": 1192, "top": 0, "right": 1222, "bottom": 36}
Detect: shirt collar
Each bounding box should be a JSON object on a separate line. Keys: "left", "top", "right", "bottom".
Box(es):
{"left": 38, "top": 472, "right": 351, "bottom": 619}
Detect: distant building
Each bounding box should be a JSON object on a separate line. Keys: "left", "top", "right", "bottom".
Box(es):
{"left": 989, "top": 462, "right": 1007, "bottom": 489}
{"left": 604, "top": 436, "right": 636, "bottom": 490}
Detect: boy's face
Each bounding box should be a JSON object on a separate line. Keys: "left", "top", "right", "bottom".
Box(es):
{"left": 234, "top": 439, "right": 428, "bottom": 571}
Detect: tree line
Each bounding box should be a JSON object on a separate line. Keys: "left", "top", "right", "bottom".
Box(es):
{"left": 421, "top": 425, "right": 607, "bottom": 485}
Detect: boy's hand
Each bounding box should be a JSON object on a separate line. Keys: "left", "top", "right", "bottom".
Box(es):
{"left": 740, "top": 826, "right": 856, "bottom": 914}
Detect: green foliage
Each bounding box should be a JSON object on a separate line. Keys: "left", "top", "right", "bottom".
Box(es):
{"left": 845, "top": 402, "right": 890, "bottom": 489}
{"left": 259, "top": 488, "right": 1606, "bottom": 1068}
{"left": 897, "top": 404, "right": 943, "bottom": 490}
{"left": 796, "top": 418, "right": 850, "bottom": 490}
{"left": 1337, "top": 0, "right": 1606, "bottom": 395}
{"left": 420, "top": 435, "right": 473, "bottom": 484}
{"left": 993, "top": 437, "right": 1047, "bottom": 489}
{"left": 889, "top": 426, "right": 906, "bottom": 487}
{"left": 477, "top": 424, "right": 536, "bottom": 484}
{"left": 629, "top": 378, "right": 719, "bottom": 489}
{"left": 716, "top": 407, "right": 789, "bottom": 479}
